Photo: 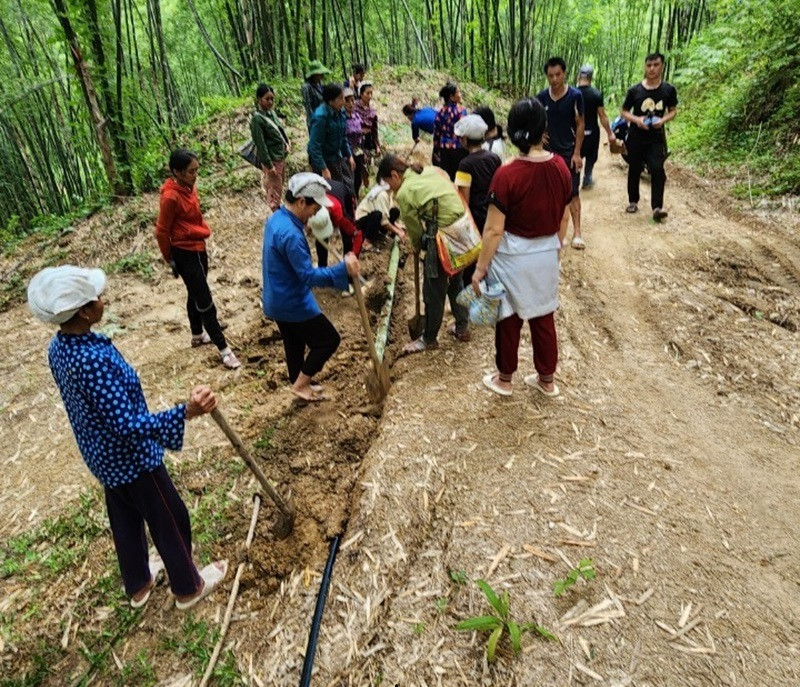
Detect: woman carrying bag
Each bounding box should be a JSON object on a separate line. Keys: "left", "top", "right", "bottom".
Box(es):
{"left": 250, "top": 83, "right": 290, "bottom": 212}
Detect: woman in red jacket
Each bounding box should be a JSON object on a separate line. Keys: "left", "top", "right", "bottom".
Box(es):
{"left": 154, "top": 149, "right": 240, "bottom": 369}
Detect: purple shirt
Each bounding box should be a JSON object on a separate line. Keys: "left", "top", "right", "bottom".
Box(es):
{"left": 346, "top": 110, "right": 364, "bottom": 153}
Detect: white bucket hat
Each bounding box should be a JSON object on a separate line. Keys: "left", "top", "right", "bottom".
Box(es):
{"left": 27, "top": 265, "right": 106, "bottom": 324}
{"left": 288, "top": 173, "right": 334, "bottom": 208}
{"left": 307, "top": 207, "right": 334, "bottom": 241}
{"left": 454, "top": 114, "right": 488, "bottom": 140}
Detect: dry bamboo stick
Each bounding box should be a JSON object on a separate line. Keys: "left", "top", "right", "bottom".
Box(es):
{"left": 198, "top": 495, "right": 262, "bottom": 687}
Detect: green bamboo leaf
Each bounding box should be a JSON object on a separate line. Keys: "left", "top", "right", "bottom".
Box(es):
{"left": 476, "top": 579, "right": 506, "bottom": 620}
{"left": 507, "top": 620, "right": 522, "bottom": 653}
{"left": 455, "top": 615, "right": 503, "bottom": 632}
{"left": 486, "top": 625, "right": 503, "bottom": 663}
{"left": 532, "top": 624, "right": 557, "bottom": 642}
{"left": 501, "top": 590, "right": 510, "bottom": 619}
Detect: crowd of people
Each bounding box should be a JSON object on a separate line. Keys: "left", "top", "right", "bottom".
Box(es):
{"left": 26, "top": 53, "right": 677, "bottom": 608}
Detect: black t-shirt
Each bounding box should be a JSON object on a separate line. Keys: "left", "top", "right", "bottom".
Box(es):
{"left": 622, "top": 81, "right": 678, "bottom": 144}
{"left": 455, "top": 149, "right": 501, "bottom": 230}
{"left": 536, "top": 86, "right": 584, "bottom": 157}
{"left": 578, "top": 85, "right": 604, "bottom": 135}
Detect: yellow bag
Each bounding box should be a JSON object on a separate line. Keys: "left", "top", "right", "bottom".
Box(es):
{"left": 435, "top": 213, "right": 482, "bottom": 276}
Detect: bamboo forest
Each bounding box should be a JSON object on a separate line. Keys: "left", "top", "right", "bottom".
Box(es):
{"left": 0, "top": 0, "right": 798, "bottom": 236}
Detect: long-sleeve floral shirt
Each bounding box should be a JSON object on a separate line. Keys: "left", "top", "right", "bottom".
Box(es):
{"left": 434, "top": 102, "right": 467, "bottom": 150}
{"left": 355, "top": 101, "right": 379, "bottom": 151}
{"left": 49, "top": 332, "right": 186, "bottom": 487}
{"left": 346, "top": 110, "right": 364, "bottom": 155}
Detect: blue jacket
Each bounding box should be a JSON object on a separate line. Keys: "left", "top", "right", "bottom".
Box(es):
{"left": 307, "top": 103, "right": 351, "bottom": 172}
{"left": 262, "top": 207, "right": 349, "bottom": 322}
{"left": 48, "top": 332, "right": 186, "bottom": 487}
{"left": 412, "top": 107, "right": 436, "bottom": 140}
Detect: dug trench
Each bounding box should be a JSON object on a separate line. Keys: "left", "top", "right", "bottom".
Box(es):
{"left": 0, "top": 189, "right": 413, "bottom": 685}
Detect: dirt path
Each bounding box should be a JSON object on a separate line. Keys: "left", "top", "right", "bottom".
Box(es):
{"left": 2, "top": 84, "right": 800, "bottom": 685}
{"left": 241, "top": 145, "right": 800, "bottom": 686}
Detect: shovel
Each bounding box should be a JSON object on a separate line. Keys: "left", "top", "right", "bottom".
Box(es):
{"left": 352, "top": 275, "right": 391, "bottom": 403}
{"left": 211, "top": 408, "right": 295, "bottom": 539}
{"left": 407, "top": 252, "right": 424, "bottom": 340}
{"left": 404, "top": 140, "right": 419, "bottom": 162}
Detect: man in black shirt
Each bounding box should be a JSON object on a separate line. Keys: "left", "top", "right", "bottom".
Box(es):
{"left": 536, "top": 57, "right": 586, "bottom": 250}
{"left": 621, "top": 52, "right": 678, "bottom": 221}
{"left": 576, "top": 65, "right": 616, "bottom": 190}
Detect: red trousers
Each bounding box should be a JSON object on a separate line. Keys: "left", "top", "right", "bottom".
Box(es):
{"left": 495, "top": 312, "right": 558, "bottom": 380}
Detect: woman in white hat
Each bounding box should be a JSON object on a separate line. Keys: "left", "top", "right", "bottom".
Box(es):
{"left": 262, "top": 173, "right": 361, "bottom": 403}
{"left": 27, "top": 265, "right": 228, "bottom": 610}
{"left": 454, "top": 113, "right": 501, "bottom": 285}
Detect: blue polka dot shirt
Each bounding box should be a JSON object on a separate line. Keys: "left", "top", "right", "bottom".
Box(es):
{"left": 48, "top": 331, "right": 187, "bottom": 488}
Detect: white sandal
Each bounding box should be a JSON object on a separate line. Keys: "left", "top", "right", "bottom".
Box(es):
{"left": 175, "top": 560, "right": 229, "bottom": 611}
{"left": 523, "top": 375, "right": 560, "bottom": 397}
{"left": 221, "top": 351, "right": 241, "bottom": 369}
{"left": 483, "top": 373, "right": 512, "bottom": 397}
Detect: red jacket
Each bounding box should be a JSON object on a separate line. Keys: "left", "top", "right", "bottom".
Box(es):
{"left": 154, "top": 178, "right": 211, "bottom": 261}
{"left": 327, "top": 193, "right": 363, "bottom": 255}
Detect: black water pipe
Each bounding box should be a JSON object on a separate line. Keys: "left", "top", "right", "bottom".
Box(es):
{"left": 299, "top": 535, "right": 341, "bottom": 687}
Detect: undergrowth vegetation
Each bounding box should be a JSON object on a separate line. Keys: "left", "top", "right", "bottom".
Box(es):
{"left": 672, "top": 0, "right": 800, "bottom": 198}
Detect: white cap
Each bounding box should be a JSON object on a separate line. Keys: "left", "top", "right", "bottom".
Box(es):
{"left": 27, "top": 265, "right": 106, "bottom": 324}
{"left": 307, "top": 207, "right": 334, "bottom": 241}
{"left": 454, "top": 114, "right": 488, "bottom": 140}
{"left": 343, "top": 87, "right": 355, "bottom": 99}
{"left": 288, "top": 172, "right": 334, "bottom": 207}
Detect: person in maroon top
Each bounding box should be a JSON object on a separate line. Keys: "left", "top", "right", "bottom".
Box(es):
{"left": 471, "top": 98, "right": 571, "bottom": 397}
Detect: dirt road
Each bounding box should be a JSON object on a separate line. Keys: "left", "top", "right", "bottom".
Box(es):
{"left": 1, "top": 87, "right": 799, "bottom": 685}
{"left": 275, "top": 145, "right": 800, "bottom": 686}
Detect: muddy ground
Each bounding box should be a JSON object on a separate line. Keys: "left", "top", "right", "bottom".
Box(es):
{"left": 2, "top": 70, "right": 800, "bottom": 686}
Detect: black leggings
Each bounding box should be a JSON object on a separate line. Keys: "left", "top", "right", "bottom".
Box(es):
{"left": 276, "top": 314, "right": 341, "bottom": 382}
{"left": 171, "top": 247, "right": 227, "bottom": 350}
{"left": 315, "top": 211, "right": 383, "bottom": 266}
{"left": 353, "top": 153, "right": 367, "bottom": 198}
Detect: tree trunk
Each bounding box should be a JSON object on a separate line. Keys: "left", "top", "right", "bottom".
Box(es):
{"left": 85, "top": 0, "right": 133, "bottom": 192}
{"left": 51, "top": 0, "right": 122, "bottom": 197}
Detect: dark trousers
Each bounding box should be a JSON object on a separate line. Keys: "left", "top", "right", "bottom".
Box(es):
{"left": 436, "top": 147, "right": 468, "bottom": 181}
{"left": 581, "top": 130, "right": 600, "bottom": 183}
{"left": 171, "top": 247, "right": 227, "bottom": 350}
{"left": 356, "top": 210, "right": 384, "bottom": 244}
{"left": 105, "top": 464, "right": 202, "bottom": 598}
{"left": 353, "top": 153, "right": 367, "bottom": 197}
{"left": 276, "top": 314, "right": 341, "bottom": 382}
{"left": 423, "top": 262, "right": 469, "bottom": 343}
{"left": 627, "top": 138, "right": 667, "bottom": 209}
{"left": 495, "top": 312, "right": 558, "bottom": 380}
{"left": 328, "top": 157, "right": 355, "bottom": 199}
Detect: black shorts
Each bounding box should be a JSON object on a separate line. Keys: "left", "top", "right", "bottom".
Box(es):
{"left": 559, "top": 155, "right": 580, "bottom": 198}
